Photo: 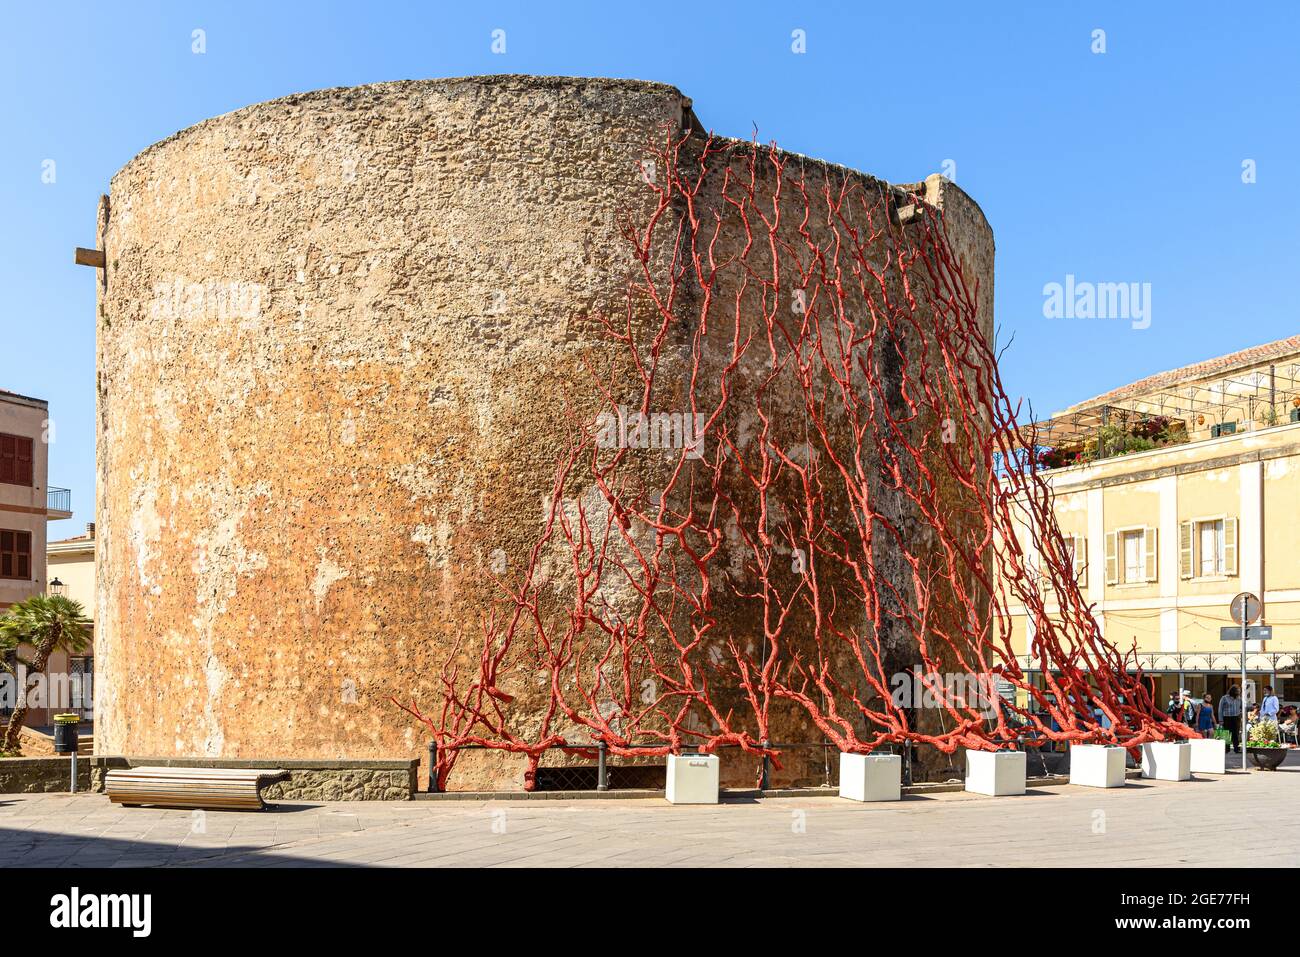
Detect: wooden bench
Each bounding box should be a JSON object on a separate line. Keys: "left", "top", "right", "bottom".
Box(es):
{"left": 105, "top": 766, "right": 289, "bottom": 811}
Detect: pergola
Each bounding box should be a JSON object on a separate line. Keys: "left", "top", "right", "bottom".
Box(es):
{"left": 1021, "top": 362, "right": 1300, "bottom": 461}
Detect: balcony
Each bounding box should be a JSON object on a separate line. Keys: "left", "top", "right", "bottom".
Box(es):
{"left": 47, "top": 486, "right": 72, "bottom": 519}
{"left": 1030, "top": 411, "right": 1189, "bottom": 470}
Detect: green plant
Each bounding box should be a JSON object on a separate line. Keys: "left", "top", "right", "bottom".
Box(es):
{"left": 1248, "top": 718, "right": 1280, "bottom": 748}
{"left": 1078, "top": 416, "right": 1189, "bottom": 464}
{"left": 0, "top": 595, "right": 92, "bottom": 752}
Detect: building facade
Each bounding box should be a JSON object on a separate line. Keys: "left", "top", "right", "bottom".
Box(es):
{"left": 47, "top": 524, "right": 97, "bottom": 723}
{"left": 0, "top": 388, "right": 75, "bottom": 730}
{"left": 1013, "top": 335, "right": 1300, "bottom": 709}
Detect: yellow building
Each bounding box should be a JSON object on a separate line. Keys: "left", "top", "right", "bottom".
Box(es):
{"left": 1014, "top": 334, "right": 1300, "bottom": 709}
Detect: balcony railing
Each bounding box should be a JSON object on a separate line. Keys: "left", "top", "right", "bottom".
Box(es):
{"left": 47, "top": 487, "right": 71, "bottom": 513}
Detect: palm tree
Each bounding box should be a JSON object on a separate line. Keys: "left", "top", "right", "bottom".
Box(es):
{"left": 0, "top": 595, "right": 92, "bottom": 753}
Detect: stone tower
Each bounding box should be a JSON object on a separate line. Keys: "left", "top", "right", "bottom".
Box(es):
{"left": 93, "top": 76, "right": 993, "bottom": 787}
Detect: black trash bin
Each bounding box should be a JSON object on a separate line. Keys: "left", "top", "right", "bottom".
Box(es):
{"left": 52, "top": 713, "right": 79, "bottom": 754}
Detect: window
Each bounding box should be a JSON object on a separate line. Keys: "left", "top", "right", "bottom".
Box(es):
{"left": 69, "top": 655, "right": 93, "bottom": 718}
{"left": 0, "top": 530, "right": 32, "bottom": 580}
{"left": 1122, "top": 530, "right": 1144, "bottom": 583}
{"left": 1105, "top": 526, "right": 1157, "bottom": 585}
{"left": 0, "top": 433, "right": 34, "bottom": 487}
{"left": 1063, "top": 534, "right": 1088, "bottom": 587}
{"left": 1180, "top": 517, "right": 1237, "bottom": 579}
{"left": 1198, "top": 519, "right": 1224, "bottom": 576}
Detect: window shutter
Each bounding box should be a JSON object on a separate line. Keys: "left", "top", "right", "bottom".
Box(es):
{"left": 1144, "top": 526, "right": 1158, "bottom": 581}
{"left": 1223, "top": 517, "right": 1238, "bottom": 576}
{"left": 1105, "top": 531, "right": 1118, "bottom": 585}
{"left": 1179, "top": 521, "right": 1193, "bottom": 579}
{"left": 0, "top": 529, "right": 27, "bottom": 579}
{"left": 0, "top": 434, "right": 33, "bottom": 487}
{"left": 16, "top": 437, "right": 32, "bottom": 486}
{"left": 1076, "top": 535, "right": 1088, "bottom": 588}
{"left": 0, "top": 434, "right": 12, "bottom": 485}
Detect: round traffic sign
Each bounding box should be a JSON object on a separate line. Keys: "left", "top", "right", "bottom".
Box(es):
{"left": 1230, "top": 592, "right": 1260, "bottom": 625}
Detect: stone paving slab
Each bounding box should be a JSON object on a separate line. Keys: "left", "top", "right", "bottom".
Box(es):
{"left": 0, "top": 763, "right": 1296, "bottom": 867}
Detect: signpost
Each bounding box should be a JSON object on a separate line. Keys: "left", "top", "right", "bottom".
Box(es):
{"left": 1219, "top": 625, "right": 1272, "bottom": 642}
{"left": 1229, "top": 592, "right": 1261, "bottom": 771}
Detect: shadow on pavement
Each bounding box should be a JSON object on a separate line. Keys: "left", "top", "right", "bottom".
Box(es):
{"left": 0, "top": 827, "right": 370, "bottom": 868}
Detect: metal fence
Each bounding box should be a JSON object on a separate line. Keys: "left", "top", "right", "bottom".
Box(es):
{"left": 428, "top": 740, "right": 889, "bottom": 794}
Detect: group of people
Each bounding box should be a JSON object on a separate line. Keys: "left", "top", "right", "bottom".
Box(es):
{"left": 1164, "top": 684, "right": 1285, "bottom": 753}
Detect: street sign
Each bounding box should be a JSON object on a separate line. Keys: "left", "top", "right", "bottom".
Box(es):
{"left": 1228, "top": 593, "right": 1262, "bottom": 772}
{"left": 1230, "top": 592, "right": 1261, "bottom": 625}
{"left": 1219, "top": 625, "right": 1272, "bottom": 641}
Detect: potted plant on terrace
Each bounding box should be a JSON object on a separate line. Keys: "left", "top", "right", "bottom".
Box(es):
{"left": 1246, "top": 718, "right": 1288, "bottom": 771}
{"left": 1037, "top": 444, "right": 1085, "bottom": 470}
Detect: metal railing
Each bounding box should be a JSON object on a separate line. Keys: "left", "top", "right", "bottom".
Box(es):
{"left": 47, "top": 487, "right": 71, "bottom": 513}
{"left": 426, "top": 739, "right": 884, "bottom": 794}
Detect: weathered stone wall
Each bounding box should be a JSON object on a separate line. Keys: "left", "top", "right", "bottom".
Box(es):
{"left": 0, "top": 756, "right": 91, "bottom": 793}
{"left": 16, "top": 726, "right": 55, "bottom": 755}
{"left": 95, "top": 75, "right": 994, "bottom": 790}
{"left": 89, "top": 757, "right": 417, "bottom": 800}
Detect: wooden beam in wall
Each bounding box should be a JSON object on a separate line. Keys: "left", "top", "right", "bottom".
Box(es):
{"left": 74, "top": 247, "right": 105, "bottom": 268}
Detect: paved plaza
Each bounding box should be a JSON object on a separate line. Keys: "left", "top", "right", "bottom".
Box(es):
{"left": 1, "top": 763, "right": 1296, "bottom": 868}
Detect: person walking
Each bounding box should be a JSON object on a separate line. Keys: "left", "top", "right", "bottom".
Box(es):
{"left": 1197, "top": 693, "right": 1216, "bottom": 735}
{"left": 1219, "top": 685, "right": 1243, "bottom": 753}
{"left": 1182, "top": 690, "right": 1198, "bottom": 727}
{"left": 1166, "top": 690, "right": 1183, "bottom": 722}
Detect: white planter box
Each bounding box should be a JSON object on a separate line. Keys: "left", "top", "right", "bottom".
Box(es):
{"left": 1140, "top": 741, "right": 1192, "bottom": 781}
{"left": 1069, "top": 744, "right": 1127, "bottom": 788}
{"left": 665, "top": 753, "right": 719, "bottom": 804}
{"left": 1189, "top": 737, "right": 1227, "bottom": 774}
{"left": 965, "top": 750, "right": 1026, "bottom": 796}
{"left": 838, "top": 752, "right": 902, "bottom": 802}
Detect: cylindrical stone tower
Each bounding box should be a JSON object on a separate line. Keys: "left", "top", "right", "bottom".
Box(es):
{"left": 94, "top": 76, "right": 993, "bottom": 788}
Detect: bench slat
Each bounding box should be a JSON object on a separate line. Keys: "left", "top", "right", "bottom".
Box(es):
{"left": 105, "top": 766, "right": 288, "bottom": 811}
{"left": 112, "top": 767, "right": 286, "bottom": 778}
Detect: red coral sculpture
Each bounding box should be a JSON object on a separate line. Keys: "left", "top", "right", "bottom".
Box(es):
{"left": 396, "top": 128, "right": 1190, "bottom": 791}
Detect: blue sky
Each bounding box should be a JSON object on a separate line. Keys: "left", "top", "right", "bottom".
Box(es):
{"left": 3, "top": 1, "right": 1297, "bottom": 538}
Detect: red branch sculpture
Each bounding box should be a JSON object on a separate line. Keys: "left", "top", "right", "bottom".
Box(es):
{"left": 396, "top": 128, "right": 1194, "bottom": 791}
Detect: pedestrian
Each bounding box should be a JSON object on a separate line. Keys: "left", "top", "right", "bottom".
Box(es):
{"left": 1196, "top": 693, "right": 1216, "bottom": 735}
{"left": 1260, "top": 685, "right": 1280, "bottom": 721}
{"left": 1280, "top": 707, "right": 1299, "bottom": 743}
{"left": 1182, "top": 690, "right": 1198, "bottom": 727}
{"left": 1218, "top": 685, "right": 1243, "bottom": 753}
{"left": 1166, "top": 690, "right": 1183, "bottom": 721}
